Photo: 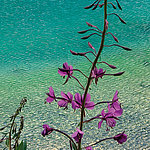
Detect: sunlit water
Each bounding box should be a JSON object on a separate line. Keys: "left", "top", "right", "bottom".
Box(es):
{"left": 0, "top": 0, "right": 149, "bottom": 149}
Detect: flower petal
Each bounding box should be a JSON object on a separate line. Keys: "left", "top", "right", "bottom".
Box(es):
{"left": 61, "top": 91, "right": 69, "bottom": 100}
{"left": 113, "top": 90, "right": 118, "bottom": 102}
{"left": 98, "top": 120, "right": 103, "bottom": 129}
{"left": 58, "top": 100, "right": 68, "bottom": 107}
{"left": 67, "top": 92, "right": 73, "bottom": 100}
{"left": 101, "top": 109, "right": 105, "bottom": 116}
{"left": 75, "top": 93, "right": 82, "bottom": 105}
{"left": 63, "top": 62, "right": 69, "bottom": 69}
{"left": 82, "top": 93, "right": 91, "bottom": 102}
{"left": 106, "top": 118, "right": 116, "bottom": 127}
{"left": 49, "top": 87, "right": 55, "bottom": 97}
{"left": 58, "top": 69, "right": 67, "bottom": 76}
{"left": 72, "top": 100, "right": 78, "bottom": 110}
{"left": 46, "top": 97, "right": 54, "bottom": 103}
{"left": 85, "top": 101, "right": 95, "bottom": 110}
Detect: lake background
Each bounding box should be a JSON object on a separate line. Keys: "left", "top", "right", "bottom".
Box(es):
{"left": 0, "top": 0, "right": 149, "bottom": 149}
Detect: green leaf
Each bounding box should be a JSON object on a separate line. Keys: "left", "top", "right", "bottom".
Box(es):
{"left": 71, "top": 142, "right": 77, "bottom": 150}
{"left": 23, "top": 140, "right": 27, "bottom": 150}
{"left": 16, "top": 140, "right": 23, "bottom": 150}
{"left": 16, "top": 140, "right": 27, "bottom": 150}
{"left": 1, "top": 132, "right": 8, "bottom": 135}
{"left": 5, "top": 139, "right": 9, "bottom": 147}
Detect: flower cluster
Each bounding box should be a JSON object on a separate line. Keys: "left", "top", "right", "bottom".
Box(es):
{"left": 98, "top": 90, "right": 123, "bottom": 130}
{"left": 46, "top": 86, "right": 95, "bottom": 110}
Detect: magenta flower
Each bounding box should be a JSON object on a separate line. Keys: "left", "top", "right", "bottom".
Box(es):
{"left": 108, "top": 90, "right": 123, "bottom": 117}
{"left": 92, "top": 68, "right": 106, "bottom": 84}
{"left": 46, "top": 86, "right": 56, "bottom": 103}
{"left": 58, "top": 91, "right": 73, "bottom": 109}
{"left": 58, "top": 62, "right": 73, "bottom": 84}
{"left": 92, "top": 67, "right": 124, "bottom": 85}
{"left": 98, "top": 109, "right": 118, "bottom": 130}
{"left": 74, "top": 93, "right": 95, "bottom": 110}
{"left": 72, "top": 128, "right": 84, "bottom": 143}
{"left": 85, "top": 146, "right": 93, "bottom": 150}
{"left": 41, "top": 124, "right": 54, "bottom": 137}
{"left": 114, "top": 131, "right": 127, "bottom": 144}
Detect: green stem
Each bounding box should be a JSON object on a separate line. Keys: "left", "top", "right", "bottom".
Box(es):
{"left": 9, "top": 118, "right": 15, "bottom": 150}
{"left": 78, "top": 1, "right": 108, "bottom": 149}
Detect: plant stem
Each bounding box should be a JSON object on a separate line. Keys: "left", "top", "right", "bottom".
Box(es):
{"left": 83, "top": 137, "right": 113, "bottom": 148}
{"left": 54, "top": 129, "right": 77, "bottom": 149}
{"left": 78, "top": 1, "right": 108, "bottom": 149}
{"left": 9, "top": 118, "right": 15, "bottom": 150}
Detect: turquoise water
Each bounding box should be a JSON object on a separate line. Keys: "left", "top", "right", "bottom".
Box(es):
{"left": 0, "top": 0, "right": 149, "bottom": 149}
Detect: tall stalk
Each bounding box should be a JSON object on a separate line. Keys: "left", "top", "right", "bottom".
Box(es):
{"left": 78, "top": 0, "right": 108, "bottom": 149}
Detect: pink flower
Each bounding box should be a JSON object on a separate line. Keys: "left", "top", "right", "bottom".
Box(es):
{"left": 92, "top": 68, "right": 106, "bottom": 84}
{"left": 46, "top": 86, "right": 56, "bottom": 103}
{"left": 114, "top": 131, "right": 127, "bottom": 144}
{"left": 85, "top": 146, "right": 93, "bottom": 150}
{"left": 58, "top": 62, "right": 73, "bottom": 84}
{"left": 74, "top": 93, "right": 95, "bottom": 110}
{"left": 98, "top": 109, "right": 117, "bottom": 130}
{"left": 92, "top": 67, "right": 124, "bottom": 85}
{"left": 108, "top": 90, "right": 123, "bottom": 117}
{"left": 58, "top": 91, "right": 73, "bottom": 109}
{"left": 72, "top": 128, "right": 84, "bottom": 143}
{"left": 41, "top": 124, "right": 54, "bottom": 137}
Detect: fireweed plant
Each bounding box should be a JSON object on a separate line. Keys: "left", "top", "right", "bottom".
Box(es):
{"left": 42, "top": 0, "right": 131, "bottom": 149}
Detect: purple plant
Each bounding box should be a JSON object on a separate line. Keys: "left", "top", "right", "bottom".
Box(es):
{"left": 72, "top": 128, "right": 84, "bottom": 143}
{"left": 74, "top": 93, "right": 95, "bottom": 110}
{"left": 98, "top": 108, "right": 118, "bottom": 130}
{"left": 46, "top": 86, "right": 56, "bottom": 103}
{"left": 41, "top": 124, "right": 54, "bottom": 137}
{"left": 113, "top": 131, "right": 127, "bottom": 144}
{"left": 57, "top": 91, "right": 73, "bottom": 108}
{"left": 42, "top": 0, "right": 131, "bottom": 149}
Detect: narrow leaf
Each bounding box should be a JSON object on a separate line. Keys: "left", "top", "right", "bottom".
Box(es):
{"left": 113, "top": 44, "right": 132, "bottom": 51}
{"left": 0, "top": 124, "right": 11, "bottom": 131}
{"left": 88, "top": 42, "right": 96, "bottom": 54}
{"left": 81, "top": 33, "right": 101, "bottom": 39}
{"left": 71, "top": 142, "right": 77, "bottom": 150}
{"left": 16, "top": 140, "right": 23, "bottom": 150}
{"left": 92, "top": 3, "right": 99, "bottom": 10}
{"left": 23, "top": 140, "right": 27, "bottom": 150}
{"left": 108, "top": 32, "right": 119, "bottom": 42}
{"left": 84, "top": 0, "right": 98, "bottom": 9}
{"left": 116, "top": 0, "right": 122, "bottom": 10}
{"left": 108, "top": 2, "right": 116, "bottom": 9}
{"left": 108, "top": 13, "right": 126, "bottom": 24}
{"left": 69, "top": 140, "right": 73, "bottom": 150}
{"left": 86, "top": 22, "right": 96, "bottom": 28}
{"left": 5, "top": 139, "right": 9, "bottom": 147}
{"left": 113, "top": 71, "right": 125, "bottom": 76}
{"left": 78, "top": 30, "right": 88, "bottom": 34}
